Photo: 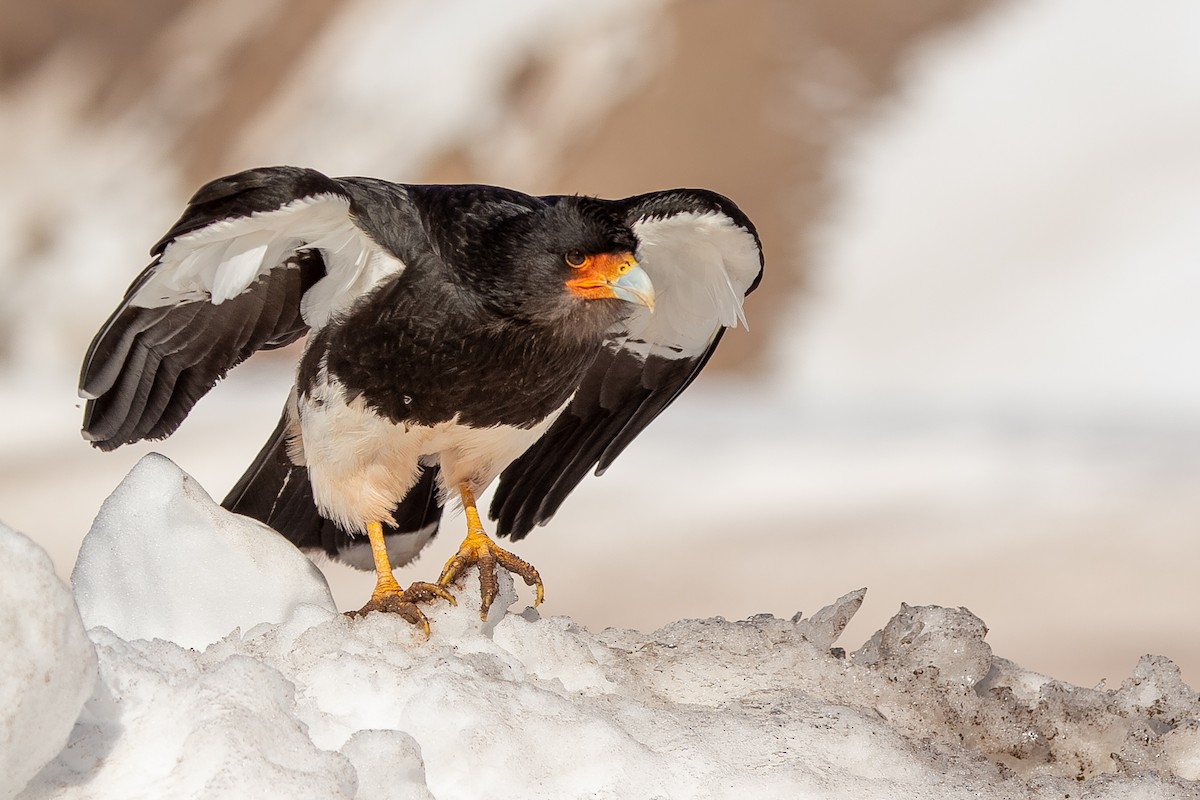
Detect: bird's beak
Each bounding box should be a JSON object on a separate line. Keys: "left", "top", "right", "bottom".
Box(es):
{"left": 566, "top": 252, "right": 656, "bottom": 311}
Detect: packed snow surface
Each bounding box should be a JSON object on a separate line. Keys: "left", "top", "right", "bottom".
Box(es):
{"left": 71, "top": 454, "right": 335, "bottom": 649}
{"left": 0, "top": 525, "right": 95, "bottom": 799}
{"left": 7, "top": 455, "right": 1200, "bottom": 799}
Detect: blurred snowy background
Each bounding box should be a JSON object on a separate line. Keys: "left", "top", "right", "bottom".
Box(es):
{"left": 0, "top": 0, "right": 1197, "bottom": 690}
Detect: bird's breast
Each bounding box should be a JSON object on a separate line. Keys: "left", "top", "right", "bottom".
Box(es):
{"left": 293, "top": 364, "right": 570, "bottom": 530}
{"left": 304, "top": 295, "right": 600, "bottom": 431}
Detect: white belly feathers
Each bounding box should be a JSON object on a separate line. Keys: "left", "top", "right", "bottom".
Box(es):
{"left": 292, "top": 370, "right": 566, "bottom": 534}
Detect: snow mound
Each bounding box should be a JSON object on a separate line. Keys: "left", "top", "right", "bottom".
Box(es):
{"left": 11, "top": 457, "right": 1199, "bottom": 797}
{"left": 71, "top": 453, "right": 336, "bottom": 649}
{"left": 847, "top": 603, "right": 1200, "bottom": 784}
{"left": 19, "top": 578, "right": 1200, "bottom": 798}
{"left": 0, "top": 524, "right": 95, "bottom": 800}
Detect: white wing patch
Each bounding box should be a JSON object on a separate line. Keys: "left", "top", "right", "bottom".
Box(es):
{"left": 130, "top": 193, "right": 405, "bottom": 328}
{"left": 626, "top": 210, "right": 760, "bottom": 359}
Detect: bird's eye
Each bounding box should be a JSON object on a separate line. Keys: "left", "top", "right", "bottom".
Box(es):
{"left": 565, "top": 250, "right": 587, "bottom": 268}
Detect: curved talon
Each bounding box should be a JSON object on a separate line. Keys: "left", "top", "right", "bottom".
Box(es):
{"left": 404, "top": 580, "right": 458, "bottom": 606}
{"left": 346, "top": 580, "right": 455, "bottom": 637}
{"left": 438, "top": 529, "right": 544, "bottom": 620}
{"left": 346, "top": 593, "right": 430, "bottom": 636}
{"left": 437, "top": 483, "right": 545, "bottom": 620}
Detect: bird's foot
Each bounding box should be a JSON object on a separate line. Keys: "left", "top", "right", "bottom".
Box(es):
{"left": 438, "top": 529, "right": 544, "bottom": 620}
{"left": 346, "top": 576, "right": 456, "bottom": 636}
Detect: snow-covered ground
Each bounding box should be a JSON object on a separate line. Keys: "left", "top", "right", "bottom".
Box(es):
{"left": 4, "top": 0, "right": 1200, "bottom": 794}
{"left": 5, "top": 454, "right": 1200, "bottom": 799}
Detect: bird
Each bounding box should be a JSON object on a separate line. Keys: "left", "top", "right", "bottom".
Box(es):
{"left": 79, "top": 165, "right": 763, "bottom": 631}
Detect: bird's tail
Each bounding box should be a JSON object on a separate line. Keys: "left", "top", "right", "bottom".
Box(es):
{"left": 222, "top": 407, "right": 444, "bottom": 568}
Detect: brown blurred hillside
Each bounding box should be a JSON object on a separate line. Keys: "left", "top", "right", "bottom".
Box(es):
{"left": 0, "top": 0, "right": 992, "bottom": 372}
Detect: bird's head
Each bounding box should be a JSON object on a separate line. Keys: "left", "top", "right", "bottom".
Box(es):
{"left": 461, "top": 196, "right": 655, "bottom": 329}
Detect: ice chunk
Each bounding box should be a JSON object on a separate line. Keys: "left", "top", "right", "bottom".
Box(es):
{"left": 71, "top": 453, "right": 336, "bottom": 649}
{"left": 843, "top": 603, "right": 1200, "bottom": 785}
{"left": 794, "top": 586, "right": 866, "bottom": 650}
{"left": 0, "top": 524, "right": 96, "bottom": 800}
{"left": 1160, "top": 720, "right": 1200, "bottom": 782}
{"left": 1113, "top": 654, "right": 1199, "bottom": 724}
{"left": 855, "top": 602, "right": 993, "bottom": 688}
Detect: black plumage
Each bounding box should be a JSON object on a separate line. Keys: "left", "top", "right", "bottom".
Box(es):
{"left": 80, "top": 165, "right": 762, "bottom": 616}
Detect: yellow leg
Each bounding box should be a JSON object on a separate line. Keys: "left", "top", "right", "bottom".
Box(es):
{"left": 367, "top": 520, "right": 403, "bottom": 598}
{"left": 348, "top": 520, "right": 455, "bottom": 634}
{"left": 438, "top": 484, "right": 544, "bottom": 620}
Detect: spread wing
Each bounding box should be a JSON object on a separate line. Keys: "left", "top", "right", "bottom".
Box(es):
{"left": 490, "top": 188, "right": 763, "bottom": 539}
{"left": 79, "top": 166, "right": 407, "bottom": 450}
